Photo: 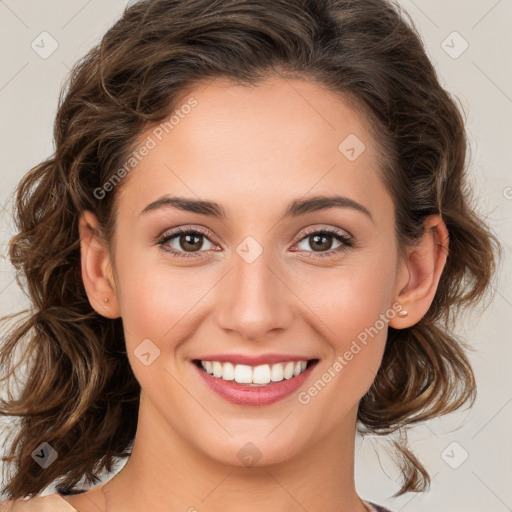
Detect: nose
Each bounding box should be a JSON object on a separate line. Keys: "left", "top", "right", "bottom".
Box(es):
{"left": 214, "top": 248, "right": 294, "bottom": 342}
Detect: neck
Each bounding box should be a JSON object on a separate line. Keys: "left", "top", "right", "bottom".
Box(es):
{"left": 99, "top": 393, "right": 368, "bottom": 512}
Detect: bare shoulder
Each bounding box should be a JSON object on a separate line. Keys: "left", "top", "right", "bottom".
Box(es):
{"left": 0, "top": 493, "right": 77, "bottom": 511}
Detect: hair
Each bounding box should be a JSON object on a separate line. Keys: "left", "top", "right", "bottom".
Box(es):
{"left": 0, "top": 0, "right": 501, "bottom": 501}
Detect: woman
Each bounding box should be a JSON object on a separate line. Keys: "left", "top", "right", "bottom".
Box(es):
{"left": 0, "top": 0, "right": 500, "bottom": 511}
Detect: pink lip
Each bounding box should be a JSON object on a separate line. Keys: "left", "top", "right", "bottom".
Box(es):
{"left": 193, "top": 359, "right": 318, "bottom": 406}
{"left": 195, "top": 353, "right": 314, "bottom": 365}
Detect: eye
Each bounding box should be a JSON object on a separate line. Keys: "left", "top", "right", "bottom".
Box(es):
{"left": 293, "top": 227, "right": 354, "bottom": 258}
{"left": 157, "top": 226, "right": 355, "bottom": 260}
{"left": 157, "top": 227, "right": 218, "bottom": 259}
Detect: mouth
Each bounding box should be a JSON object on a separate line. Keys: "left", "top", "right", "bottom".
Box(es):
{"left": 192, "top": 356, "right": 319, "bottom": 406}
{"left": 193, "top": 358, "right": 317, "bottom": 385}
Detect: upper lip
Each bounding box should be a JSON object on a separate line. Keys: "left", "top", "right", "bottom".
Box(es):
{"left": 194, "top": 353, "right": 318, "bottom": 366}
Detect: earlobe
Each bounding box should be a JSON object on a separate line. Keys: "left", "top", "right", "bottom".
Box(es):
{"left": 389, "top": 215, "right": 449, "bottom": 328}
{"left": 79, "top": 211, "right": 121, "bottom": 319}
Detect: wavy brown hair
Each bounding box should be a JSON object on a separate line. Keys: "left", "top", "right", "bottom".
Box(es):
{"left": 0, "top": 0, "right": 501, "bottom": 501}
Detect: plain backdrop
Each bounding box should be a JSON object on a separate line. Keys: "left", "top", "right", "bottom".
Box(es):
{"left": 0, "top": 1, "right": 511, "bottom": 511}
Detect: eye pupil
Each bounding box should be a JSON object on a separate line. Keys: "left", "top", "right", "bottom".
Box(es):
{"left": 181, "top": 233, "right": 203, "bottom": 252}
{"left": 310, "top": 234, "right": 332, "bottom": 251}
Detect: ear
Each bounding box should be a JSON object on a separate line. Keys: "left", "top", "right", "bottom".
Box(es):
{"left": 388, "top": 215, "right": 449, "bottom": 328}
{"left": 79, "top": 210, "right": 121, "bottom": 319}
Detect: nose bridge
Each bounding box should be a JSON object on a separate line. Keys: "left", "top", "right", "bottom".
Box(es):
{"left": 215, "top": 241, "right": 293, "bottom": 340}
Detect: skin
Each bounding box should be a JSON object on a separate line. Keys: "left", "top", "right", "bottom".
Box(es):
{"left": 67, "top": 76, "right": 448, "bottom": 512}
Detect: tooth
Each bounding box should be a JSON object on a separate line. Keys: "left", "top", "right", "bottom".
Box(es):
{"left": 253, "top": 364, "right": 271, "bottom": 384}
{"left": 201, "top": 359, "right": 310, "bottom": 383}
{"left": 270, "top": 363, "right": 284, "bottom": 382}
{"left": 222, "top": 362, "right": 235, "bottom": 381}
{"left": 212, "top": 361, "right": 222, "bottom": 378}
{"left": 234, "top": 364, "right": 253, "bottom": 384}
{"left": 283, "top": 362, "right": 295, "bottom": 379}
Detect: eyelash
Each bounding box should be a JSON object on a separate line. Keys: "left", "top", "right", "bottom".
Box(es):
{"left": 157, "top": 226, "right": 355, "bottom": 259}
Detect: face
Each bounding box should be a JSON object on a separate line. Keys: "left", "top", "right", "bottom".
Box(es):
{"left": 87, "top": 76, "right": 409, "bottom": 467}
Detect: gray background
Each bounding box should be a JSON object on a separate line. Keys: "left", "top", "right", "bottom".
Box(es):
{"left": 0, "top": 1, "right": 511, "bottom": 511}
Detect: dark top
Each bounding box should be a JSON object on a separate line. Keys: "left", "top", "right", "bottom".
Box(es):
{"left": 367, "top": 503, "right": 394, "bottom": 512}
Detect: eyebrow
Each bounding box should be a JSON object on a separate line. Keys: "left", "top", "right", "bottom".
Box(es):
{"left": 140, "top": 194, "right": 374, "bottom": 223}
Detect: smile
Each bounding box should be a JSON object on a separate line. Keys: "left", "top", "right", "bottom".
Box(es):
{"left": 198, "top": 359, "right": 310, "bottom": 386}
{"left": 192, "top": 356, "right": 319, "bottom": 406}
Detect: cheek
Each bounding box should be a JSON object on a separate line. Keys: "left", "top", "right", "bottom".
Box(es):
{"left": 115, "top": 249, "right": 218, "bottom": 347}
{"left": 290, "top": 254, "right": 397, "bottom": 341}
{"left": 288, "top": 254, "right": 396, "bottom": 393}
{"left": 114, "top": 254, "right": 205, "bottom": 400}
{"left": 295, "top": 277, "right": 392, "bottom": 425}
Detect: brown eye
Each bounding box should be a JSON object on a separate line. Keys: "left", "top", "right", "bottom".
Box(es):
{"left": 294, "top": 229, "right": 353, "bottom": 258}
{"left": 177, "top": 232, "right": 204, "bottom": 252}
{"left": 158, "top": 228, "right": 216, "bottom": 258}
{"left": 306, "top": 233, "right": 336, "bottom": 252}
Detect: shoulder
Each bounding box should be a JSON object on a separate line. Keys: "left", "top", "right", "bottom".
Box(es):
{"left": 0, "top": 493, "right": 76, "bottom": 512}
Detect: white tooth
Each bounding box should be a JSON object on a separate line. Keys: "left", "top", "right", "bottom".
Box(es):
{"left": 270, "top": 363, "right": 284, "bottom": 382}
{"left": 212, "top": 361, "right": 223, "bottom": 378}
{"left": 222, "top": 362, "right": 235, "bottom": 380}
{"left": 253, "top": 364, "right": 271, "bottom": 384}
{"left": 204, "top": 359, "right": 308, "bottom": 383}
{"left": 234, "top": 364, "right": 253, "bottom": 384}
{"left": 283, "top": 362, "right": 295, "bottom": 379}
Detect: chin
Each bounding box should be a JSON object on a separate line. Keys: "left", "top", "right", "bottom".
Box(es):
{"left": 190, "top": 429, "right": 308, "bottom": 469}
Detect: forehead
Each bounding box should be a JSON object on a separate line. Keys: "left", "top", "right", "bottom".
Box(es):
{"left": 160, "top": 76, "right": 372, "bottom": 165}
{"left": 115, "top": 76, "right": 391, "bottom": 223}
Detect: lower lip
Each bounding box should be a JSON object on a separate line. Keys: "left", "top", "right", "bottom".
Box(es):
{"left": 194, "top": 361, "right": 318, "bottom": 406}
